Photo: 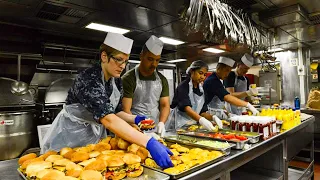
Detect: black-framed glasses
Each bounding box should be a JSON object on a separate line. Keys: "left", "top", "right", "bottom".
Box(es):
{"left": 110, "top": 55, "right": 129, "bottom": 66}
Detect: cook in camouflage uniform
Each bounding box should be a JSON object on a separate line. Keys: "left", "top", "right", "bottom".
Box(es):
{"left": 41, "top": 33, "right": 173, "bottom": 169}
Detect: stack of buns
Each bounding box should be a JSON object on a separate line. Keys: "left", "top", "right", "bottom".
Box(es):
{"left": 18, "top": 136, "right": 147, "bottom": 180}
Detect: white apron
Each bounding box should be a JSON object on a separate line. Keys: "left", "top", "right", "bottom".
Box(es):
{"left": 41, "top": 71, "right": 121, "bottom": 153}
{"left": 166, "top": 79, "right": 205, "bottom": 130}
{"left": 131, "top": 65, "right": 162, "bottom": 123}
{"left": 225, "top": 74, "right": 248, "bottom": 115}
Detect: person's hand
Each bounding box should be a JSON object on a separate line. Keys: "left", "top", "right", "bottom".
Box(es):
{"left": 157, "top": 122, "right": 165, "bottom": 137}
{"left": 134, "top": 115, "right": 147, "bottom": 125}
{"left": 246, "top": 88, "right": 258, "bottom": 96}
{"left": 199, "top": 117, "right": 215, "bottom": 131}
{"left": 246, "top": 103, "right": 260, "bottom": 116}
{"left": 146, "top": 137, "right": 173, "bottom": 169}
{"left": 212, "top": 115, "right": 223, "bottom": 129}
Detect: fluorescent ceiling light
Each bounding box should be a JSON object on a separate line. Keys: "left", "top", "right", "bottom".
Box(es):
{"left": 85, "top": 23, "right": 130, "bottom": 34}
{"left": 268, "top": 48, "right": 284, "bottom": 52}
{"left": 159, "top": 37, "right": 185, "bottom": 45}
{"left": 167, "top": 59, "right": 187, "bottom": 63}
{"left": 128, "top": 60, "right": 140, "bottom": 63}
{"left": 203, "top": 47, "right": 225, "bottom": 54}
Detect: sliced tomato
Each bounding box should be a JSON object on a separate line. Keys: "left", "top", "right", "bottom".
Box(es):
{"left": 212, "top": 133, "right": 224, "bottom": 139}
{"left": 141, "top": 119, "right": 154, "bottom": 125}
{"left": 223, "top": 134, "right": 235, "bottom": 140}
{"left": 105, "top": 172, "right": 113, "bottom": 179}
{"left": 196, "top": 133, "right": 205, "bottom": 136}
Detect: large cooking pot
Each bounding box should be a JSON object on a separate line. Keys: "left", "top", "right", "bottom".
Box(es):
{"left": 0, "top": 110, "right": 35, "bottom": 160}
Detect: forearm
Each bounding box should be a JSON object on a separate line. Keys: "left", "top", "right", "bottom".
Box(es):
{"left": 230, "top": 91, "right": 248, "bottom": 99}
{"left": 159, "top": 105, "right": 170, "bottom": 123}
{"left": 101, "top": 114, "right": 150, "bottom": 147}
{"left": 122, "top": 97, "right": 133, "bottom": 114}
{"left": 224, "top": 94, "right": 248, "bottom": 107}
{"left": 200, "top": 112, "right": 213, "bottom": 120}
{"left": 185, "top": 106, "right": 201, "bottom": 121}
{"left": 115, "top": 111, "right": 135, "bottom": 124}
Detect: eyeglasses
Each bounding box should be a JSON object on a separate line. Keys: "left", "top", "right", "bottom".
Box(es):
{"left": 110, "top": 55, "right": 129, "bottom": 66}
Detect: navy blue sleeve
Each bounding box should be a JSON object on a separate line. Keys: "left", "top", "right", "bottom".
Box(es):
{"left": 203, "top": 76, "right": 229, "bottom": 104}
{"left": 69, "top": 73, "right": 116, "bottom": 122}
{"left": 245, "top": 76, "right": 250, "bottom": 90}
{"left": 171, "top": 80, "right": 192, "bottom": 112}
{"left": 224, "top": 71, "right": 236, "bottom": 88}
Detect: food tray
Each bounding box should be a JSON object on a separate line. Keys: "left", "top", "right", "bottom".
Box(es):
{"left": 218, "top": 129, "right": 260, "bottom": 144}
{"left": 164, "top": 135, "right": 234, "bottom": 155}
{"left": 143, "top": 142, "right": 225, "bottom": 179}
{"left": 178, "top": 131, "right": 250, "bottom": 150}
{"left": 18, "top": 167, "right": 170, "bottom": 180}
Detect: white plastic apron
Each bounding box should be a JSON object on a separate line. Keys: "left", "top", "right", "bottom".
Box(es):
{"left": 166, "top": 79, "right": 205, "bottom": 130}
{"left": 225, "top": 74, "right": 248, "bottom": 115}
{"left": 131, "top": 65, "right": 162, "bottom": 123}
{"left": 41, "top": 71, "right": 121, "bottom": 153}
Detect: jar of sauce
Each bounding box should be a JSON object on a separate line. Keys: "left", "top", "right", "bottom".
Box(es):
{"left": 271, "top": 116, "right": 277, "bottom": 136}
{"left": 245, "top": 118, "right": 253, "bottom": 132}
{"left": 230, "top": 116, "right": 239, "bottom": 130}
{"left": 238, "top": 118, "right": 246, "bottom": 132}
{"left": 259, "top": 119, "right": 270, "bottom": 140}
{"left": 252, "top": 118, "right": 260, "bottom": 133}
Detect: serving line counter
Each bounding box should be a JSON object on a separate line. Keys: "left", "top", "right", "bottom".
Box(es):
{"left": 0, "top": 116, "right": 314, "bottom": 180}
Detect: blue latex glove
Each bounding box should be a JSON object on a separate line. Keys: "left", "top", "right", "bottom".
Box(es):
{"left": 134, "top": 115, "right": 147, "bottom": 125}
{"left": 146, "top": 137, "right": 173, "bottom": 169}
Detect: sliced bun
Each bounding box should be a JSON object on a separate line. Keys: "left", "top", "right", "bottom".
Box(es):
{"left": 110, "top": 172, "right": 126, "bottom": 180}
{"left": 110, "top": 137, "right": 119, "bottom": 150}
{"left": 60, "top": 147, "right": 73, "bottom": 156}
{"left": 45, "top": 155, "right": 63, "bottom": 163}
{"left": 19, "top": 153, "right": 37, "bottom": 165}
{"left": 71, "top": 152, "right": 89, "bottom": 163}
{"left": 80, "top": 170, "right": 102, "bottom": 180}
{"left": 21, "top": 157, "right": 44, "bottom": 169}
{"left": 41, "top": 170, "right": 65, "bottom": 180}
{"left": 107, "top": 156, "right": 125, "bottom": 167}
{"left": 53, "top": 158, "right": 72, "bottom": 167}
{"left": 63, "top": 150, "right": 75, "bottom": 160}
{"left": 78, "top": 158, "right": 96, "bottom": 167}
{"left": 65, "top": 169, "right": 82, "bottom": 178}
{"left": 84, "top": 159, "right": 107, "bottom": 171}
{"left": 40, "top": 150, "right": 58, "bottom": 160}
{"left": 123, "top": 153, "right": 141, "bottom": 165}
{"left": 117, "top": 138, "right": 130, "bottom": 150}
{"left": 94, "top": 143, "right": 111, "bottom": 152}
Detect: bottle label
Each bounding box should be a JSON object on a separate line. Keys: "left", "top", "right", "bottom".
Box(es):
{"left": 242, "top": 126, "right": 246, "bottom": 132}
{"left": 273, "top": 123, "right": 277, "bottom": 134}
{"left": 263, "top": 127, "right": 269, "bottom": 138}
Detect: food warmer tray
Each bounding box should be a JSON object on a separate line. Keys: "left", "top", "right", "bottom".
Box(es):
{"left": 218, "top": 129, "right": 261, "bottom": 144}
{"left": 143, "top": 141, "right": 225, "bottom": 179}
{"left": 164, "top": 135, "right": 234, "bottom": 155}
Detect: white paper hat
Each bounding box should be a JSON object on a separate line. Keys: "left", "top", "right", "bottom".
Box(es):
{"left": 218, "top": 56, "right": 235, "bottom": 67}
{"left": 241, "top": 53, "right": 254, "bottom": 67}
{"left": 145, "top": 35, "right": 164, "bottom": 55}
{"left": 103, "top": 32, "right": 133, "bottom": 54}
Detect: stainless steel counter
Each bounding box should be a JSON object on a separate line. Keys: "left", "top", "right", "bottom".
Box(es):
{"left": 0, "top": 116, "right": 314, "bottom": 180}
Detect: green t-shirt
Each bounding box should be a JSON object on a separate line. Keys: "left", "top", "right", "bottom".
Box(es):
{"left": 121, "top": 68, "right": 169, "bottom": 98}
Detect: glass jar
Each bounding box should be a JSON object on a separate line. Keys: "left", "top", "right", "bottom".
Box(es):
{"left": 259, "top": 119, "right": 270, "bottom": 140}
{"left": 252, "top": 118, "right": 260, "bottom": 133}
{"left": 245, "top": 118, "right": 253, "bottom": 132}
{"left": 238, "top": 118, "right": 246, "bottom": 132}
{"left": 230, "top": 116, "right": 239, "bottom": 130}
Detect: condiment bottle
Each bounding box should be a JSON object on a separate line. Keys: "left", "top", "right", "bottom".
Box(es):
{"left": 259, "top": 119, "right": 270, "bottom": 140}
{"left": 252, "top": 118, "right": 260, "bottom": 133}
{"left": 245, "top": 118, "right": 253, "bottom": 132}
{"left": 230, "top": 116, "right": 239, "bottom": 130}
{"left": 238, "top": 118, "right": 246, "bottom": 132}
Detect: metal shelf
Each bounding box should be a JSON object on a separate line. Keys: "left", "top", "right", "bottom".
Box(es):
{"left": 288, "top": 167, "right": 313, "bottom": 180}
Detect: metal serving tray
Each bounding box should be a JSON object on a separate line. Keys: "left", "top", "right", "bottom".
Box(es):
{"left": 143, "top": 141, "right": 225, "bottom": 179}
{"left": 164, "top": 135, "right": 234, "bottom": 155}
{"left": 178, "top": 131, "right": 250, "bottom": 150}
{"left": 218, "top": 129, "right": 261, "bottom": 144}
{"left": 18, "top": 167, "right": 170, "bottom": 180}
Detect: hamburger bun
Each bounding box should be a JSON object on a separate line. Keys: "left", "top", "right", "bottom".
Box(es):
{"left": 65, "top": 169, "right": 82, "bottom": 178}
{"left": 71, "top": 152, "right": 89, "bottom": 163}
{"left": 109, "top": 137, "right": 119, "bottom": 150}
{"left": 60, "top": 147, "right": 73, "bottom": 156}
{"left": 66, "top": 162, "right": 83, "bottom": 171}
{"left": 136, "top": 147, "right": 149, "bottom": 161}
{"left": 60, "top": 176, "right": 79, "bottom": 180}
{"left": 25, "top": 161, "right": 52, "bottom": 178}
{"left": 94, "top": 143, "right": 111, "bottom": 151}
{"left": 123, "top": 153, "right": 141, "bottom": 165}
{"left": 53, "top": 158, "right": 72, "bottom": 167}
{"left": 105, "top": 172, "right": 127, "bottom": 180}
{"left": 117, "top": 138, "right": 130, "bottom": 150}
{"left": 36, "top": 169, "right": 52, "bottom": 179}
{"left": 96, "top": 154, "right": 113, "bottom": 162}
{"left": 75, "top": 147, "right": 91, "bottom": 153}
{"left": 80, "top": 170, "right": 102, "bottom": 180}
{"left": 45, "top": 155, "right": 63, "bottom": 163}
{"left": 127, "top": 144, "right": 140, "bottom": 154}
{"left": 86, "top": 144, "right": 96, "bottom": 152}
{"left": 41, "top": 170, "right": 65, "bottom": 180}
{"left": 107, "top": 157, "right": 125, "bottom": 167}
{"left": 84, "top": 159, "right": 107, "bottom": 171}
{"left": 127, "top": 166, "right": 144, "bottom": 178}
{"left": 21, "top": 157, "right": 44, "bottom": 169}
{"left": 19, "top": 153, "right": 37, "bottom": 165}
{"left": 40, "top": 150, "right": 58, "bottom": 160}
{"left": 63, "top": 150, "right": 75, "bottom": 160}
{"left": 139, "top": 119, "right": 155, "bottom": 130}
{"left": 100, "top": 136, "right": 112, "bottom": 144}
{"left": 78, "top": 158, "right": 96, "bottom": 167}
{"left": 89, "top": 151, "right": 101, "bottom": 158}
